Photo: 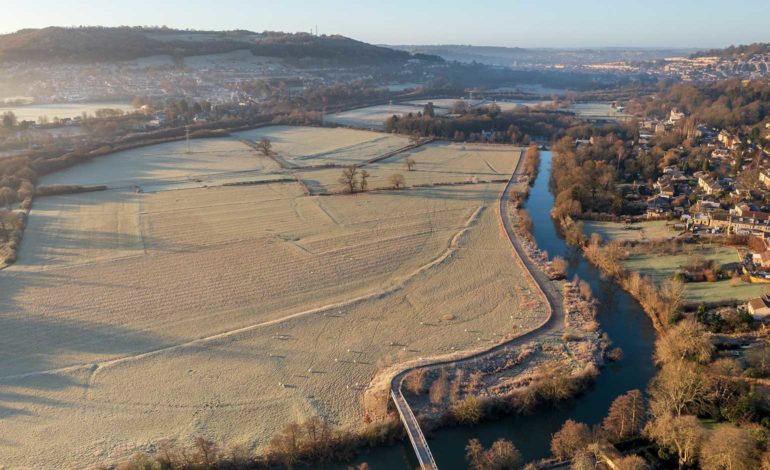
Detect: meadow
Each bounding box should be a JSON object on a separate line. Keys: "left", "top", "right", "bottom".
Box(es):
{"left": 0, "top": 101, "right": 135, "bottom": 122}
{"left": 0, "top": 127, "right": 542, "bottom": 468}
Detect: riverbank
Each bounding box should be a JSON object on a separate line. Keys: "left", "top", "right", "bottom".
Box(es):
{"left": 359, "top": 149, "right": 610, "bottom": 469}
{"left": 400, "top": 150, "right": 656, "bottom": 468}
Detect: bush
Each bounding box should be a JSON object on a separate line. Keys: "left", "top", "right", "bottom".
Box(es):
{"left": 453, "top": 396, "right": 485, "bottom": 425}
{"left": 550, "top": 419, "right": 592, "bottom": 461}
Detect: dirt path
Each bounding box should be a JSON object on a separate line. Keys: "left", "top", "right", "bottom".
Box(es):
{"left": 388, "top": 150, "right": 565, "bottom": 465}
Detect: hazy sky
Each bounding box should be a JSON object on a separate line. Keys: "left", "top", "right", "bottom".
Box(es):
{"left": 1, "top": 0, "right": 768, "bottom": 48}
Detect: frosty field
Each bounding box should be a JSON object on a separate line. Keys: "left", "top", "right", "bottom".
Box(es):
{"left": 234, "top": 125, "right": 410, "bottom": 166}
{"left": 324, "top": 104, "right": 435, "bottom": 130}
{"left": 42, "top": 137, "right": 282, "bottom": 190}
{"left": 0, "top": 128, "right": 542, "bottom": 468}
{"left": 297, "top": 142, "right": 521, "bottom": 194}
{"left": 0, "top": 101, "right": 136, "bottom": 122}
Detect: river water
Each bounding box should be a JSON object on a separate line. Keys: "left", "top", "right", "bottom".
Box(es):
{"left": 346, "top": 151, "right": 657, "bottom": 469}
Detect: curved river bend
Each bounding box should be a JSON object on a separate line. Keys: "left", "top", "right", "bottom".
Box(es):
{"left": 345, "top": 151, "right": 657, "bottom": 469}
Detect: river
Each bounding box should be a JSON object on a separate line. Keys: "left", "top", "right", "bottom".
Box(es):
{"left": 345, "top": 150, "right": 657, "bottom": 469}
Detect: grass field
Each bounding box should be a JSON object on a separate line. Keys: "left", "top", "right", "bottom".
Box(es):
{"left": 0, "top": 132, "right": 541, "bottom": 468}
{"left": 42, "top": 137, "right": 281, "bottom": 190}
{"left": 234, "top": 125, "right": 410, "bottom": 166}
{"left": 584, "top": 220, "right": 679, "bottom": 242}
{"left": 568, "top": 102, "right": 628, "bottom": 119}
{"left": 620, "top": 245, "right": 761, "bottom": 303}
{"left": 0, "top": 101, "right": 135, "bottom": 122}
{"left": 297, "top": 142, "right": 521, "bottom": 194}
{"left": 324, "top": 104, "right": 436, "bottom": 130}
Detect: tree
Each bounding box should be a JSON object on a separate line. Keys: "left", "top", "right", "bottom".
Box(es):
{"left": 523, "top": 145, "right": 541, "bottom": 177}
{"left": 614, "top": 455, "right": 649, "bottom": 470}
{"left": 644, "top": 413, "right": 704, "bottom": 468}
{"left": 570, "top": 450, "right": 596, "bottom": 470}
{"left": 466, "top": 438, "right": 522, "bottom": 470}
{"left": 192, "top": 436, "right": 220, "bottom": 467}
{"left": 2, "top": 111, "right": 17, "bottom": 129}
{"left": 700, "top": 424, "right": 759, "bottom": 470}
{"left": 654, "top": 318, "right": 713, "bottom": 365}
{"left": 405, "top": 157, "right": 417, "bottom": 171}
{"left": 423, "top": 102, "right": 436, "bottom": 118}
{"left": 453, "top": 396, "right": 484, "bottom": 425}
{"left": 649, "top": 360, "right": 712, "bottom": 417}
{"left": 268, "top": 422, "right": 302, "bottom": 469}
{"left": 339, "top": 166, "right": 360, "bottom": 193}
{"left": 0, "top": 187, "right": 16, "bottom": 207}
{"left": 359, "top": 170, "right": 370, "bottom": 192}
{"left": 429, "top": 369, "right": 449, "bottom": 406}
{"left": 389, "top": 173, "right": 406, "bottom": 189}
{"left": 257, "top": 138, "right": 272, "bottom": 156}
{"left": 551, "top": 419, "right": 592, "bottom": 461}
{"left": 660, "top": 278, "right": 687, "bottom": 323}
{"left": 602, "top": 390, "right": 646, "bottom": 442}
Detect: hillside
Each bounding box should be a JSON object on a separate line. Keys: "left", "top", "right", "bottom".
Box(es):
{"left": 692, "top": 42, "right": 770, "bottom": 59}
{"left": 391, "top": 44, "right": 699, "bottom": 67}
{"left": 0, "top": 27, "right": 441, "bottom": 64}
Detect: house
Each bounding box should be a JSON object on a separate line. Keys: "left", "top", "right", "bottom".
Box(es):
{"left": 668, "top": 108, "right": 686, "bottom": 125}
{"left": 734, "top": 203, "right": 770, "bottom": 222}
{"left": 646, "top": 195, "right": 672, "bottom": 218}
{"left": 747, "top": 296, "right": 770, "bottom": 320}
{"left": 718, "top": 130, "right": 739, "bottom": 150}
{"left": 752, "top": 251, "right": 770, "bottom": 269}
{"left": 655, "top": 175, "right": 677, "bottom": 197}
{"left": 760, "top": 170, "right": 770, "bottom": 188}
{"left": 712, "top": 148, "right": 732, "bottom": 160}
{"left": 695, "top": 172, "right": 723, "bottom": 195}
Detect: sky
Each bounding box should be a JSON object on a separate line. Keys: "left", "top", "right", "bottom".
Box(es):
{"left": 1, "top": 0, "right": 768, "bottom": 49}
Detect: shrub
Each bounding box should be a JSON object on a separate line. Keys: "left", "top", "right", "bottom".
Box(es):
{"left": 453, "top": 396, "right": 485, "bottom": 425}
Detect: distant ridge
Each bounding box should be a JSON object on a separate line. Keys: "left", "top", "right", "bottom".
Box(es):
{"left": 691, "top": 42, "right": 770, "bottom": 59}
{"left": 0, "top": 26, "right": 442, "bottom": 64}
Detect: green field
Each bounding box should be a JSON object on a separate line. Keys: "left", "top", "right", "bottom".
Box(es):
{"left": 620, "top": 245, "right": 761, "bottom": 303}
{"left": 584, "top": 220, "right": 678, "bottom": 242}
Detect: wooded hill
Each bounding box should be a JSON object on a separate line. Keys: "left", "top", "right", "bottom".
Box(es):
{"left": 0, "top": 27, "right": 442, "bottom": 64}
{"left": 692, "top": 42, "right": 770, "bottom": 59}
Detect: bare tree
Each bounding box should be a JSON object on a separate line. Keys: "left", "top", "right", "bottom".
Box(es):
{"left": 649, "top": 360, "right": 712, "bottom": 418}
{"left": 551, "top": 419, "right": 592, "bottom": 461}
{"left": 700, "top": 424, "right": 759, "bottom": 470}
{"left": 405, "top": 157, "right": 417, "bottom": 171}
{"left": 193, "top": 436, "right": 220, "bottom": 467}
{"left": 256, "top": 138, "right": 272, "bottom": 156}
{"left": 450, "top": 369, "right": 466, "bottom": 403}
{"left": 654, "top": 318, "right": 714, "bottom": 365}
{"left": 644, "top": 413, "right": 704, "bottom": 468}
{"left": 429, "top": 369, "right": 449, "bottom": 406}
{"left": 466, "top": 438, "right": 522, "bottom": 470}
{"left": 268, "top": 422, "right": 303, "bottom": 469}
{"left": 613, "top": 455, "right": 649, "bottom": 470}
{"left": 660, "top": 278, "right": 687, "bottom": 323}
{"left": 359, "top": 170, "right": 370, "bottom": 192}
{"left": 389, "top": 173, "right": 406, "bottom": 189}
{"left": 602, "top": 390, "right": 646, "bottom": 442}
{"left": 339, "top": 166, "right": 360, "bottom": 193}
{"left": 404, "top": 369, "right": 427, "bottom": 395}
{"left": 571, "top": 450, "right": 597, "bottom": 470}
{"left": 551, "top": 256, "right": 568, "bottom": 278}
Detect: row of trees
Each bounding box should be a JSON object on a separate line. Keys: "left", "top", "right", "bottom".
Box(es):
{"left": 114, "top": 414, "right": 404, "bottom": 469}
{"left": 384, "top": 107, "right": 576, "bottom": 145}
